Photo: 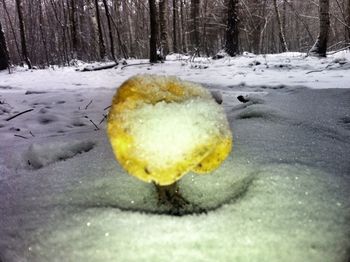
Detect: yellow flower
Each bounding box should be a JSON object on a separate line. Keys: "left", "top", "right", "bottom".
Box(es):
{"left": 107, "top": 74, "right": 232, "bottom": 185}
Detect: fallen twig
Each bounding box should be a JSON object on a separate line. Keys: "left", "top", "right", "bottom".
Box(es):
{"left": 85, "top": 100, "right": 93, "bottom": 110}
{"left": 306, "top": 69, "right": 324, "bottom": 74}
{"left": 6, "top": 109, "right": 34, "bottom": 121}
{"left": 89, "top": 119, "right": 100, "bottom": 130}
{"left": 121, "top": 62, "right": 153, "bottom": 70}
{"left": 80, "top": 63, "right": 118, "bottom": 72}
{"left": 14, "top": 134, "right": 28, "bottom": 139}
{"left": 99, "top": 114, "right": 107, "bottom": 125}
{"left": 103, "top": 105, "right": 111, "bottom": 111}
{"left": 327, "top": 46, "right": 350, "bottom": 55}
{"left": 29, "top": 131, "right": 35, "bottom": 137}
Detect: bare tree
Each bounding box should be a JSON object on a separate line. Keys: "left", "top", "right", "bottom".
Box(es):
{"left": 15, "top": 0, "right": 32, "bottom": 68}
{"left": 1, "top": 0, "right": 21, "bottom": 62}
{"left": 191, "top": 0, "right": 200, "bottom": 51}
{"left": 39, "top": 0, "right": 50, "bottom": 66}
{"left": 273, "top": 0, "right": 288, "bottom": 52}
{"left": 180, "top": 0, "right": 188, "bottom": 53}
{"left": 173, "top": 0, "right": 178, "bottom": 53}
{"left": 68, "top": 0, "right": 78, "bottom": 59}
{"left": 0, "top": 20, "right": 10, "bottom": 70}
{"left": 102, "top": 0, "right": 116, "bottom": 61}
{"left": 309, "top": 0, "right": 330, "bottom": 57}
{"left": 149, "top": 0, "right": 158, "bottom": 62}
{"left": 159, "top": 0, "right": 170, "bottom": 58}
{"left": 347, "top": 0, "right": 350, "bottom": 45}
{"left": 94, "top": 0, "right": 106, "bottom": 60}
{"left": 225, "top": 0, "right": 239, "bottom": 56}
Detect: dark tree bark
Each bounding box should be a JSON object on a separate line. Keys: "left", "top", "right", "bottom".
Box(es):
{"left": 346, "top": 0, "right": 350, "bottom": 46}
{"left": 0, "top": 20, "right": 10, "bottom": 71}
{"left": 180, "top": 0, "right": 187, "bottom": 53}
{"left": 273, "top": 0, "right": 288, "bottom": 52}
{"left": 102, "top": 0, "right": 116, "bottom": 61}
{"left": 149, "top": 0, "right": 158, "bottom": 63}
{"left": 15, "top": 0, "right": 32, "bottom": 69}
{"left": 39, "top": 0, "right": 50, "bottom": 66}
{"left": 250, "top": 0, "right": 267, "bottom": 54}
{"left": 191, "top": 0, "right": 200, "bottom": 51}
{"left": 309, "top": 0, "right": 330, "bottom": 57}
{"left": 49, "top": 0, "right": 69, "bottom": 64}
{"left": 113, "top": 0, "right": 129, "bottom": 59}
{"left": 225, "top": 0, "right": 239, "bottom": 56}
{"left": 1, "top": 0, "right": 21, "bottom": 61}
{"left": 159, "top": 0, "right": 169, "bottom": 58}
{"left": 68, "top": 0, "right": 78, "bottom": 59}
{"left": 173, "top": 0, "right": 178, "bottom": 53}
{"left": 94, "top": 0, "right": 106, "bottom": 60}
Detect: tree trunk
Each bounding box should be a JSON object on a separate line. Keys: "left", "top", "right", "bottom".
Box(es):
{"left": 102, "top": 0, "right": 116, "bottom": 61}
{"left": 1, "top": 0, "right": 21, "bottom": 62}
{"left": 173, "top": 0, "right": 178, "bottom": 53}
{"left": 250, "top": 0, "right": 267, "bottom": 54}
{"left": 180, "top": 0, "right": 188, "bottom": 53}
{"left": 346, "top": 0, "right": 350, "bottom": 46}
{"left": 273, "top": 0, "right": 288, "bottom": 52}
{"left": 191, "top": 0, "right": 200, "bottom": 51}
{"left": 49, "top": 0, "right": 69, "bottom": 65}
{"left": 225, "top": 0, "right": 239, "bottom": 56}
{"left": 113, "top": 0, "right": 129, "bottom": 59}
{"left": 15, "top": 0, "right": 32, "bottom": 69}
{"left": 309, "top": 0, "right": 330, "bottom": 57}
{"left": 68, "top": 0, "right": 78, "bottom": 59}
{"left": 39, "top": 0, "right": 50, "bottom": 66}
{"left": 149, "top": 0, "right": 158, "bottom": 63}
{"left": 0, "top": 20, "right": 10, "bottom": 70}
{"left": 94, "top": 0, "right": 106, "bottom": 60}
{"left": 159, "top": 0, "right": 169, "bottom": 58}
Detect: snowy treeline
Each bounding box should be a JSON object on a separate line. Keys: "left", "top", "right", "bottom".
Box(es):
{"left": 0, "top": 0, "right": 350, "bottom": 68}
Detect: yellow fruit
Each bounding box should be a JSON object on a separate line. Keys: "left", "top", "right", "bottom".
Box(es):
{"left": 107, "top": 74, "right": 232, "bottom": 185}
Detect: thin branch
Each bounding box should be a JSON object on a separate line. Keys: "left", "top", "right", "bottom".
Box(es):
{"left": 14, "top": 134, "right": 28, "bottom": 139}
{"left": 89, "top": 119, "right": 99, "bottom": 130}
{"left": 85, "top": 100, "right": 93, "bottom": 110}
{"left": 327, "top": 45, "right": 350, "bottom": 54}
{"left": 6, "top": 109, "right": 34, "bottom": 121}
{"left": 121, "top": 62, "right": 153, "bottom": 70}
{"left": 99, "top": 114, "right": 107, "bottom": 125}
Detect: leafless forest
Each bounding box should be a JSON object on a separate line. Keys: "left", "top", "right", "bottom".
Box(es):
{"left": 0, "top": 0, "right": 350, "bottom": 69}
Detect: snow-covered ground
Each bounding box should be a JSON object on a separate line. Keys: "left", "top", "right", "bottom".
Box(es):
{"left": 0, "top": 52, "right": 350, "bottom": 262}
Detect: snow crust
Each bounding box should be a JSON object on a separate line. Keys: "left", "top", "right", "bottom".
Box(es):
{"left": 24, "top": 140, "right": 95, "bottom": 169}
{"left": 0, "top": 52, "right": 350, "bottom": 262}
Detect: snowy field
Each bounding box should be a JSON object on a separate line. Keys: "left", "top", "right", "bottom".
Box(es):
{"left": 0, "top": 52, "right": 350, "bottom": 262}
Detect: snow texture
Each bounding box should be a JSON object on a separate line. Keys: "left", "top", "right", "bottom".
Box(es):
{"left": 0, "top": 51, "right": 350, "bottom": 262}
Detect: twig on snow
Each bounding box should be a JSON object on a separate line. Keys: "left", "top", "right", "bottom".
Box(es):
{"left": 79, "top": 63, "right": 118, "bottom": 72}
{"left": 85, "top": 100, "right": 93, "bottom": 110}
{"left": 6, "top": 109, "right": 34, "bottom": 121}
{"left": 89, "top": 119, "right": 99, "bottom": 130}
{"left": 103, "top": 105, "right": 111, "bottom": 111}
{"left": 121, "top": 62, "right": 153, "bottom": 70}
{"left": 84, "top": 115, "right": 100, "bottom": 130}
{"left": 99, "top": 114, "right": 107, "bottom": 125}
{"left": 306, "top": 69, "right": 325, "bottom": 74}
{"left": 14, "top": 134, "right": 28, "bottom": 139}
